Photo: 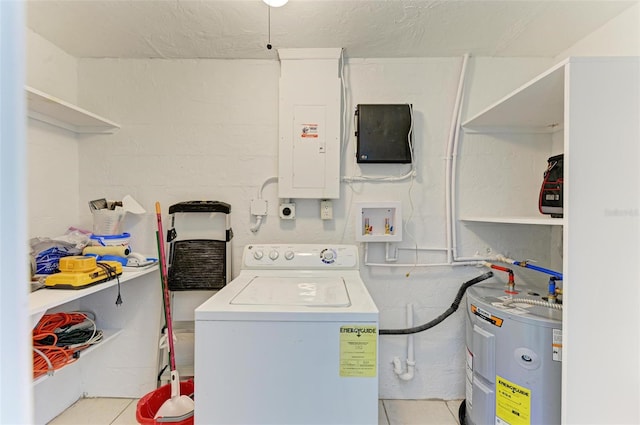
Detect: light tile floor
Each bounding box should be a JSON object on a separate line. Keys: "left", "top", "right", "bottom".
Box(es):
{"left": 48, "top": 397, "right": 462, "bottom": 425}
{"left": 48, "top": 398, "right": 138, "bottom": 425}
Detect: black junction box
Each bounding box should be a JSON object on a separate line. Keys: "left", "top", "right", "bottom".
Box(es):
{"left": 356, "top": 104, "right": 413, "bottom": 164}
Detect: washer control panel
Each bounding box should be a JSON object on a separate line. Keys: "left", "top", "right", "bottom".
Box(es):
{"left": 244, "top": 244, "right": 358, "bottom": 269}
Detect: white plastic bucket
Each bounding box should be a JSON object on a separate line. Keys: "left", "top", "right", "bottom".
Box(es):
{"left": 92, "top": 209, "right": 126, "bottom": 235}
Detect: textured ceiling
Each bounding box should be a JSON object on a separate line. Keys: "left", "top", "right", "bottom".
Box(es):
{"left": 26, "top": 0, "right": 638, "bottom": 59}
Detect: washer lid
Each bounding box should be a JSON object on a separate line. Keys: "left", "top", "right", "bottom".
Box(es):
{"left": 230, "top": 276, "right": 351, "bottom": 307}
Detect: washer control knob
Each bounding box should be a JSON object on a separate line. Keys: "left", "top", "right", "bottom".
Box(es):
{"left": 321, "top": 248, "right": 336, "bottom": 264}
{"left": 269, "top": 250, "right": 279, "bottom": 260}
{"left": 284, "top": 251, "right": 295, "bottom": 260}
{"left": 253, "top": 250, "right": 264, "bottom": 260}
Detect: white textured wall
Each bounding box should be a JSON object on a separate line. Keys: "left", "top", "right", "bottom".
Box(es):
{"left": 74, "top": 56, "right": 552, "bottom": 399}
{"left": 26, "top": 29, "right": 80, "bottom": 238}
{"left": 554, "top": 2, "right": 640, "bottom": 60}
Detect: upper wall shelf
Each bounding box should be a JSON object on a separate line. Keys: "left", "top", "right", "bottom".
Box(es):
{"left": 26, "top": 86, "right": 120, "bottom": 134}
{"left": 29, "top": 266, "right": 157, "bottom": 328}
{"left": 460, "top": 216, "right": 564, "bottom": 226}
{"left": 462, "top": 60, "right": 566, "bottom": 134}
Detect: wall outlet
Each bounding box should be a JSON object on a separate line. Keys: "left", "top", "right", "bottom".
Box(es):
{"left": 320, "top": 200, "right": 333, "bottom": 220}
{"left": 279, "top": 203, "right": 296, "bottom": 219}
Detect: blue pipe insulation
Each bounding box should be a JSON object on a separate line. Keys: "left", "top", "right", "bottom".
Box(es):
{"left": 512, "top": 260, "right": 563, "bottom": 279}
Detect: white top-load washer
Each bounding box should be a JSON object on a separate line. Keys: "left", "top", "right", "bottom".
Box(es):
{"left": 195, "top": 244, "right": 379, "bottom": 425}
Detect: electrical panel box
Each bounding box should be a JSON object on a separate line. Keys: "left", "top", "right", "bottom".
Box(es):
{"left": 355, "top": 201, "right": 402, "bottom": 242}
{"left": 278, "top": 48, "right": 342, "bottom": 199}
{"left": 356, "top": 104, "right": 413, "bottom": 164}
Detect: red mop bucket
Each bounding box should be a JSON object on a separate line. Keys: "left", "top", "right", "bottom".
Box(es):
{"left": 136, "top": 380, "right": 195, "bottom": 425}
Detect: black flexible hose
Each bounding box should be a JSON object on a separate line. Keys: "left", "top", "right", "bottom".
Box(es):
{"left": 379, "top": 271, "right": 494, "bottom": 335}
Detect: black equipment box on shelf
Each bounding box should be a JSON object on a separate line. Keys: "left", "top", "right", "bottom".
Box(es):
{"left": 166, "top": 201, "right": 232, "bottom": 291}
{"left": 355, "top": 104, "right": 413, "bottom": 164}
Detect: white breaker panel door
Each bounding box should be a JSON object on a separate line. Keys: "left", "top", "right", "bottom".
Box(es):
{"left": 278, "top": 48, "right": 342, "bottom": 199}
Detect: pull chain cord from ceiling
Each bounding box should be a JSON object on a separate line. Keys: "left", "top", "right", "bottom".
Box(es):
{"left": 266, "top": 6, "right": 272, "bottom": 50}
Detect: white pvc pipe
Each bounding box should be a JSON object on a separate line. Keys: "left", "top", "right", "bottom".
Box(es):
{"left": 249, "top": 215, "right": 264, "bottom": 233}
{"left": 250, "top": 176, "right": 278, "bottom": 233}
{"left": 396, "top": 246, "right": 496, "bottom": 263}
{"left": 365, "top": 261, "right": 481, "bottom": 268}
{"left": 342, "top": 169, "right": 415, "bottom": 183}
{"left": 450, "top": 94, "right": 466, "bottom": 261}
{"left": 393, "top": 304, "right": 415, "bottom": 381}
{"left": 360, "top": 54, "right": 486, "bottom": 270}
{"left": 385, "top": 242, "right": 398, "bottom": 262}
{"left": 364, "top": 243, "right": 486, "bottom": 269}
{"left": 445, "top": 53, "right": 470, "bottom": 263}
{"left": 397, "top": 246, "right": 449, "bottom": 252}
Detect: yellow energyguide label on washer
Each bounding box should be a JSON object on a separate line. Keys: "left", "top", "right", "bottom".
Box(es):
{"left": 496, "top": 375, "right": 531, "bottom": 425}
{"left": 339, "top": 325, "right": 377, "bottom": 377}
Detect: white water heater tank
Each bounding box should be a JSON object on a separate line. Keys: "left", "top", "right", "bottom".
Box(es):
{"left": 463, "top": 280, "right": 562, "bottom": 425}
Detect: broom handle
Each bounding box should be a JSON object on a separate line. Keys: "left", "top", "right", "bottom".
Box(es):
{"left": 156, "top": 202, "right": 176, "bottom": 371}
{"left": 155, "top": 232, "right": 171, "bottom": 368}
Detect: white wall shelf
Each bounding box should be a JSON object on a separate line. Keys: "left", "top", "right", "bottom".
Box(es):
{"left": 462, "top": 60, "right": 566, "bottom": 134}
{"left": 458, "top": 61, "right": 569, "bottom": 227}
{"left": 460, "top": 216, "right": 564, "bottom": 226}
{"left": 30, "top": 266, "right": 157, "bottom": 328}
{"left": 26, "top": 86, "right": 120, "bottom": 134}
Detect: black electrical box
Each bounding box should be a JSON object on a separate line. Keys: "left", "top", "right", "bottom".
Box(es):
{"left": 356, "top": 104, "right": 413, "bottom": 163}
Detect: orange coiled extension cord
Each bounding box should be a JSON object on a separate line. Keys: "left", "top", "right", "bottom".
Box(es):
{"left": 32, "top": 312, "right": 92, "bottom": 379}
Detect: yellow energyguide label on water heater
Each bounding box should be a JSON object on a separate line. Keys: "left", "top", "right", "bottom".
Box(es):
{"left": 496, "top": 375, "right": 531, "bottom": 425}
{"left": 339, "top": 325, "right": 377, "bottom": 377}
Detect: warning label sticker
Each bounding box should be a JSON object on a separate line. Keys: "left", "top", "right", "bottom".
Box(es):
{"left": 300, "top": 123, "right": 319, "bottom": 138}
{"left": 339, "top": 325, "right": 377, "bottom": 377}
{"left": 471, "top": 304, "right": 504, "bottom": 327}
{"left": 496, "top": 376, "right": 531, "bottom": 425}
